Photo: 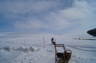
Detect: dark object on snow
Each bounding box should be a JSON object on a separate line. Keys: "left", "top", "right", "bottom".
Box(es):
{"left": 56, "top": 50, "right": 72, "bottom": 63}
{"left": 56, "top": 53, "right": 64, "bottom": 58}
{"left": 51, "top": 37, "right": 56, "bottom": 45}
{"left": 63, "top": 50, "right": 72, "bottom": 63}
{"left": 87, "top": 28, "right": 96, "bottom": 36}
{"left": 51, "top": 38, "right": 72, "bottom": 63}
{"left": 56, "top": 50, "right": 72, "bottom": 62}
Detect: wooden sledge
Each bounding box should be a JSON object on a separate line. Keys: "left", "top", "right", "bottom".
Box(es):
{"left": 51, "top": 38, "right": 72, "bottom": 63}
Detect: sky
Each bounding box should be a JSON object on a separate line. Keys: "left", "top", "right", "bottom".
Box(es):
{"left": 0, "top": 0, "right": 96, "bottom": 35}
{"left": 1, "top": 1, "right": 96, "bottom": 63}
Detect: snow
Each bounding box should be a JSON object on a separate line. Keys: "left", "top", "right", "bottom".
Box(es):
{"left": 0, "top": 33, "right": 96, "bottom": 63}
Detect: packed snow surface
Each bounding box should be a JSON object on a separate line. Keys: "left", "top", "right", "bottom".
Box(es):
{"left": 0, "top": 33, "right": 96, "bottom": 63}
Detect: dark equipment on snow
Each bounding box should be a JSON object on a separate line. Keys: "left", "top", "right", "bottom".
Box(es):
{"left": 51, "top": 38, "right": 72, "bottom": 63}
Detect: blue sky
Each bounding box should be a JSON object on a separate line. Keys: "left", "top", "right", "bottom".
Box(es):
{"left": 0, "top": 0, "right": 96, "bottom": 35}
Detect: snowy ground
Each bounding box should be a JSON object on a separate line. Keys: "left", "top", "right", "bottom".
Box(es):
{"left": 0, "top": 33, "right": 96, "bottom": 63}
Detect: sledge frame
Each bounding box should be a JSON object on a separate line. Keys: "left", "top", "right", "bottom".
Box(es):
{"left": 51, "top": 38, "right": 72, "bottom": 63}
